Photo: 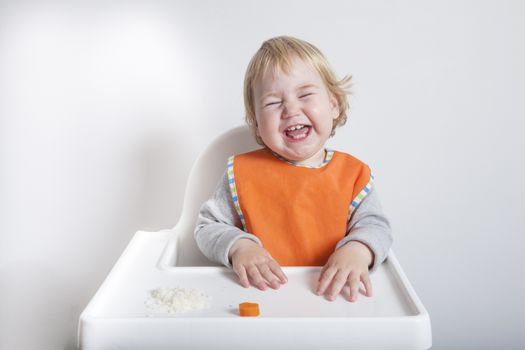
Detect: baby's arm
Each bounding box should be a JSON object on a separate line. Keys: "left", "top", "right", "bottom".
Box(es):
{"left": 337, "top": 185, "right": 393, "bottom": 271}
{"left": 194, "top": 169, "right": 261, "bottom": 266}
{"left": 317, "top": 186, "right": 392, "bottom": 301}
{"left": 194, "top": 170, "right": 287, "bottom": 289}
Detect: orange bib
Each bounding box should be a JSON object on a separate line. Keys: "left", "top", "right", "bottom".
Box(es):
{"left": 230, "top": 148, "right": 371, "bottom": 266}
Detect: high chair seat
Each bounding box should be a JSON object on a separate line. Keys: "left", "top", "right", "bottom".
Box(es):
{"left": 78, "top": 126, "right": 432, "bottom": 350}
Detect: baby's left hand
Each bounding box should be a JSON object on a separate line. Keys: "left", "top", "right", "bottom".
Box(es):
{"left": 316, "top": 241, "right": 374, "bottom": 302}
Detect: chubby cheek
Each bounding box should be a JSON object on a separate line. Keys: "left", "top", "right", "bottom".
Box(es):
{"left": 257, "top": 116, "right": 281, "bottom": 142}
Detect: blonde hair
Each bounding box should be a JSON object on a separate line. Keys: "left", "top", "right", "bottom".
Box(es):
{"left": 243, "top": 36, "right": 352, "bottom": 145}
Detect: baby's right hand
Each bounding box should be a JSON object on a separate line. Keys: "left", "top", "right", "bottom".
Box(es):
{"left": 229, "top": 238, "right": 288, "bottom": 290}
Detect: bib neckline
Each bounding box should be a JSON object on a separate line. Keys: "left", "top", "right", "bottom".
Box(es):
{"left": 269, "top": 148, "right": 334, "bottom": 169}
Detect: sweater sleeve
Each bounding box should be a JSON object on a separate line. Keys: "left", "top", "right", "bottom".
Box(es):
{"left": 194, "top": 169, "right": 262, "bottom": 268}
{"left": 335, "top": 185, "right": 393, "bottom": 272}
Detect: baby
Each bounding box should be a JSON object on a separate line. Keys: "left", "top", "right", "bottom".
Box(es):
{"left": 195, "top": 36, "right": 392, "bottom": 302}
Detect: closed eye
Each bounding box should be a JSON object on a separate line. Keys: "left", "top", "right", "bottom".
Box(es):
{"left": 299, "top": 93, "right": 314, "bottom": 98}
{"left": 264, "top": 101, "right": 282, "bottom": 107}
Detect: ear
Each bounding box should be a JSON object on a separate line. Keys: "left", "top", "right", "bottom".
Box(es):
{"left": 254, "top": 120, "right": 260, "bottom": 137}
{"left": 329, "top": 93, "right": 340, "bottom": 120}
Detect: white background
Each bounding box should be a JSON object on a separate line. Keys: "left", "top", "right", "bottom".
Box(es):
{"left": 1, "top": 1, "right": 524, "bottom": 349}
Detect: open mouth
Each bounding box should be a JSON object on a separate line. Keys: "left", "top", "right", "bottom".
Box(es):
{"left": 284, "top": 124, "right": 311, "bottom": 141}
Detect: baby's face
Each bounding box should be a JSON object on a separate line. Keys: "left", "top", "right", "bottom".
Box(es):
{"left": 253, "top": 55, "right": 339, "bottom": 167}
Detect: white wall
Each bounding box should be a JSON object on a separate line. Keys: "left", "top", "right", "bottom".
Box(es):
{"left": 1, "top": 1, "right": 524, "bottom": 349}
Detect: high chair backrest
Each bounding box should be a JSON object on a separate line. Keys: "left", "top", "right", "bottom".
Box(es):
{"left": 174, "top": 126, "right": 259, "bottom": 266}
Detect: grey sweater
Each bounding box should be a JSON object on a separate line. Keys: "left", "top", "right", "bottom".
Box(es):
{"left": 195, "top": 166, "right": 393, "bottom": 271}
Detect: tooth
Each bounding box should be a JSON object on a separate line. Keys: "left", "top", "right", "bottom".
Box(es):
{"left": 287, "top": 124, "right": 307, "bottom": 132}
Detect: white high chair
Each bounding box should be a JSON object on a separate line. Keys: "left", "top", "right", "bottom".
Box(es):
{"left": 160, "top": 126, "right": 260, "bottom": 267}
{"left": 78, "top": 126, "right": 432, "bottom": 350}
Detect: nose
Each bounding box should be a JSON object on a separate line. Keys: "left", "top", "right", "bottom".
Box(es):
{"left": 282, "top": 98, "right": 301, "bottom": 119}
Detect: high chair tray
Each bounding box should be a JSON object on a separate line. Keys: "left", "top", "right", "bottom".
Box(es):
{"left": 78, "top": 230, "right": 431, "bottom": 350}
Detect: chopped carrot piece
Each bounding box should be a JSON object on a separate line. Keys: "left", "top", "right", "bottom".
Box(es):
{"left": 239, "top": 302, "right": 260, "bottom": 317}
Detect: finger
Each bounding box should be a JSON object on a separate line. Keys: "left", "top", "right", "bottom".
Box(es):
{"left": 233, "top": 264, "right": 250, "bottom": 288}
{"left": 258, "top": 263, "right": 281, "bottom": 289}
{"left": 316, "top": 267, "right": 337, "bottom": 296}
{"left": 268, "top": 260, "right": 288, "bottom": 284}
{"left": 347, "top": 272, "right": 360, "bottom": 302}
{"left": 327, "top": 270, "right": 349, "bottom": 301}
{"left": 318, "top": 263, "right": 329, "bottom": 282}
{"left": 246, "top": 265, "right": 267, "bottom": 290}
{"left": 361, "top": 273, "right": 373, "bottom": 297}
